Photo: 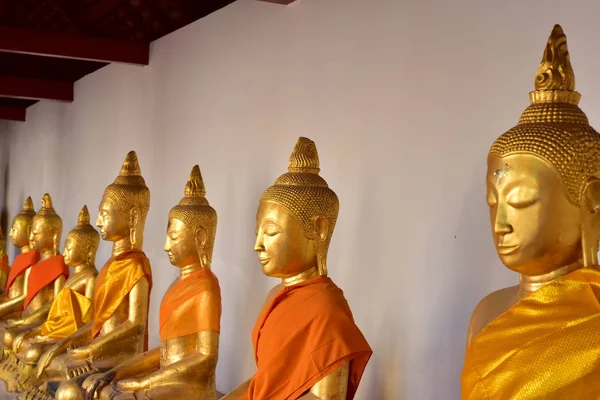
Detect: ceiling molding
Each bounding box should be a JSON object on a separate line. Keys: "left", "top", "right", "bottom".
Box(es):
{"left": 0, "top": 106, "right": 25, "bottom": 122}
{"left": 256, "top": 0, "right": 297, "bottom": 4}
{"left": 0, "top": 26, "right": 149, "bottom": 65}
{"left": 0, "top": 76, "right": 74, "bottom": 102}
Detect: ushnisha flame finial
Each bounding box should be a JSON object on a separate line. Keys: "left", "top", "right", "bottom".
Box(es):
{"left": 16, "top": 196, "right": 36, "bottom": 219}
{"left": 38, "top": 193, "right": 57, "bottom": 217}
{"left": 288, "top": 137, "right": 321, "bottom": 174}
{"left": 184, "top": 165, "right": 207, "bottom": 199}
{"left": 169, "top": 165, "right": 217, "bottom": 264}
{"left": 77, "top": 205, "right": 91, "bottom": 227}
{"left": 530, "top": 24, "right": 580, "bottom": 105}
{"left": 22, "top": 196, "right": 35, "bottom": 213}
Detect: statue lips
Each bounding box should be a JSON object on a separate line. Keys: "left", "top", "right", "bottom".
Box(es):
{"left": 259, "top": 257, "right": 270, "bottom": 266}
{"left": 496, "top": 245, "right": 519, "bottom": 256}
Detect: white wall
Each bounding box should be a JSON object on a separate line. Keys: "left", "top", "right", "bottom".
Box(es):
{"left": 0, "top": 121, "right": 8, "bottom": 232}
{"left": 4, "top": 0, "right": 600, "bottom": 398}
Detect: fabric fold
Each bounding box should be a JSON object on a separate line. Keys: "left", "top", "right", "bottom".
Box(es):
{"left": 159, "top": 268, "right": 221, "bottom": 342}
{"left": 24, "top": 255, "right": 69, "bottom": 308}
{"left": 91, "top": 249, "right": 152, "bottom": 348}
{"left": 6, "top": 251, "right": 40, "bottom": 294}
{"left": 247, "top": 276, "right": 372, "bottom": 400}
{"left": 461, "top": 266, "right": 600, "bottom": 399}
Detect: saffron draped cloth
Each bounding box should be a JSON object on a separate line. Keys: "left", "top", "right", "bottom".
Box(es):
{"left": 91, "top": 250, "right": 152, "bottom": 347}
{"left": 24, "top": 255, "right": 69, "bottom": 308}
{"left": 40, "top": 287, "right": 93, "bottom": 339}
{"left": 5, "top": 251, "right": 40, "bottom": 294}
{"left": 461, "top": 266, "right": 600, "bottom": 400}
{"left": 159, "top": 268, "right": 221, "bottom": 342}
{"left": 0, "top": 256, "right": 9, "bottom": 275}
{"left": 246, "top": 276, "right": 372, "bottom": 400}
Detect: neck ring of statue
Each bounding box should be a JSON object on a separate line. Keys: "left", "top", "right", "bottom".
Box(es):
{"left": 180, "top": 262, "right": 203, "bottom": 280}
{"left": 73, "top": 262, "right": 95, "bottom": 275}
{"left": 282, "top": 266, "right": 319, "bottom": 287}
{"left": 112, "top": 236, "right": 133, "bottom": 257}
{"left": 519, "top": 260, "right": 582, "bottom": 295}
{"left": 40, "top": 248, "right": 58, "bottom": 261}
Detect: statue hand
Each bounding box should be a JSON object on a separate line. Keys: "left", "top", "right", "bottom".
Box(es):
{"left": 84, "top": 371, "right": 115, "bottom": 400}
{"left": 12, "top": 332, "right": 26, "bottom": 352}
{"left": 114, "top": 377, "right": 150, "bottom": 392}
{"left": 37, "top": 342, "right": 62, "bottom": 378}
{"left": 67, "top": 344, "right": 91, "bottom": 361}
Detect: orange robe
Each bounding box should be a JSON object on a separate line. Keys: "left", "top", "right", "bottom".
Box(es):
{"left": 461, "top": 266, "right": 600, "bottom": 399}
{"left": 5, "top": 251, "right": 40, "bottom": 294}
{"left": 91, "top": 250, "right": 152, "bottom": 348}
{"left": 159, "top": 268, "right": 221, "bottom": 342}
{"left": 247, "top": 276, "right": 372, "bottom": 400}
{"left": 40, "top": 288, "right": 93, "bottom": 339}
{"left": 23, "top": 255, "right": 69, "bottom": 308}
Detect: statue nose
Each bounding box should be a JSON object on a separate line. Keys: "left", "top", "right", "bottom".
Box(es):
{"left": 494, "top": 222, "right": 513, "bottom": 236}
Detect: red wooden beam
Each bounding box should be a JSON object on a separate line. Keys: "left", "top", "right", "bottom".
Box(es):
{"left": 0, "top": 77, "right": 73, "bottom": 102}
{"left": 0, "top": 26, "right": 149, "bottom": 65}
{"left": 257, "top": 0, "right": 296, "bottom": 4}
{"left": 83, "top": 0, "right": 122, "bottom": 22}
{"left": 0, "top": 106, "right": 26, "bottom": 122}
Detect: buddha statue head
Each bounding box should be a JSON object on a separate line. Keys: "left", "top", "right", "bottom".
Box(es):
{"left": 255, "top": 137, "right": 339, "bottom": 279}
{"left": 9, "top": 197, "right": 36, "bottom": 252}
{"left": 165, "top": 165, "right": 217, "bottom": 270}
{"left": 30, "top": 194, "right": 63, "bottom": 256}
{"left": 63, "top": 206, "right": 100, "bottom": 268}
{"left": 97, "top": 151, "right": 150, "bottom": 250}
{"left": 487, "top": 24, "right": 600, "bottom": 275}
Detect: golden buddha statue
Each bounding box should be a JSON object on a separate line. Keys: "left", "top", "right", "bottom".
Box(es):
{"left": 0, "top": 197, "right": 40, "bottom": 321}
{"left": 36, "top": 151, "right": 152, "bottom": 400}
{"left": 0, "top": 194, "right": 69, "bottom": 352}
{"left": 12, "top": 205, "right": 99, "bottom": 371}
{"left": 461, "top": 25, "right": 600, "bottom": 399}
{"left": 222, "top": 137, "right": 372, "bottom": 400}
{"left": 84, "top": 164, "right": 221, "bottom": 400}
{"left": 0, "top": 226, "right": 9, "bottom": 295}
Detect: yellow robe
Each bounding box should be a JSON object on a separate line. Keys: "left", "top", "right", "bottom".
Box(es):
{"left": 461, "top": 266, "right": 600, "bottom": 399}
{"left": 40, "top": 288, "right": 93, "bottom": 339}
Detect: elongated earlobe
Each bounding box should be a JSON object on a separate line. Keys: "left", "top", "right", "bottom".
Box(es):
{"left": 581, "top": 178, "right": 600, "bottom": 266}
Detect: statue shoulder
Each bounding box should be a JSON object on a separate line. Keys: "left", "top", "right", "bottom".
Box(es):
{"left": 467, "top": 285, "right": 519, "bottom": 347}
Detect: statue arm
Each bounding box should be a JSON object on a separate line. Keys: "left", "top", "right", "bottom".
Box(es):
{"left": 111, "top": 347, "right": 161, "bottom": 380}
{"left": 5, "top": 275, "right": 65, "bottom": 327}
{"left": 7, "top": 302, "right": 51, "bottom": 327}
{"left": 53, "top": 275, "right": 66, "bottom": 296}
{"left": 13, "top": 323, "right": 43, "bottom": 350}
{"left": 82, "top": 347, "right": 161, "bottom": 396}
{"left": 0, "top": 294, "right": 25, "bottom": 318}
{"left": 84, "top": 275, "right": 96, "bottom": 300}
{"left": 73, "top": 277, "right": 149, "bottom": 361}
{"left": 116, "top": 330, "right": 219, "bottom": 391}
{"left": 300, "top": 363, "right": 349, "bottom": 400}
{"left": 36, "top": 322, "right": 93, "bottom": 378}
{"left": 0, "top": 271, "right": 30, "bottom": 318}
{"left": 0, "top": 271, "right": 7, "bottom": 295}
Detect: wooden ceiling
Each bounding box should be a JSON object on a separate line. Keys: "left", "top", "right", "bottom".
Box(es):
{"left": 0, "top": 0, "right": 238, "bottom": 121}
